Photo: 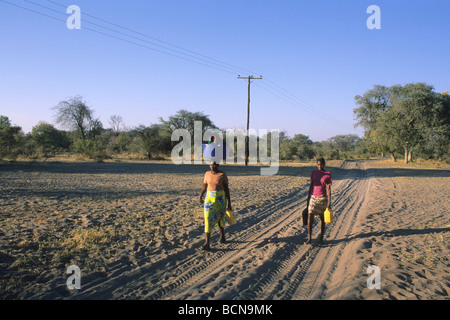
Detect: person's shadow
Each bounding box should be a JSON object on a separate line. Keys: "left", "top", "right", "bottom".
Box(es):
{"left": 272, "top": 227, "right": 449, "bottom": 247}
{"left": 321, "top": 227, "right": 449, "bottom": 246}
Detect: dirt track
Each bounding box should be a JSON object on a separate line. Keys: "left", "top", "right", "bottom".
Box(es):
{"left": 1, "top": 159, "right": 449, "bottom": 299}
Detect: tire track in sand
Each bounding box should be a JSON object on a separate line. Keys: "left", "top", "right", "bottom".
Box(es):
{"left": 70, "top": 160, "right": 370, "bottom": 299}
{"left": 162, "top": 160, "right": 369, "bottom": 300}
{"left": 69, "top": 179, "right": 308, "bottom": 299}
{"left": 289, "top": 160, "right": 370, "bottom": 300}
{"left": 204, "top": 160, "right": 369, "bottom": 300}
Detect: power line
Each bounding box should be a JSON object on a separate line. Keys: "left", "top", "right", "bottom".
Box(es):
{"left": 254, "top": 79, "right": 354, "bottom": 131}
{"left": 1, "top": 0, "right": 356, "bottom": 132}
{"left": 1, "top": 0, "right": 241, "bottom": 75}
{"left": 44, "top": 0, "right": 257, "bottom": 77}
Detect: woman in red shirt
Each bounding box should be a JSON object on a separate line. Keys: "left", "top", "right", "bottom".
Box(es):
{"left": 306, "top": 158, "right": 332, "bottom": 244}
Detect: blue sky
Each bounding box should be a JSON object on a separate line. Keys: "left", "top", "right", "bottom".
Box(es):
{"left": 1, "top": 0, "right": 449, "bottom": 141}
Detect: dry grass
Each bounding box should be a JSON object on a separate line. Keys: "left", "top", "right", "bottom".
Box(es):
{"left": 63, "top": 226, "right": 119, "bottom": 250}
{"left": 368, "top": 158, "right": 450, "bottom": 169}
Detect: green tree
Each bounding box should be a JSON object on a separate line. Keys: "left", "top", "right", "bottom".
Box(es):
{"left": 109, "top": 131, "right": 133, "bottom": 154}
{"left": 353, "top": 137, "right": 371, "bottom": 158}
{"left": 419, "top": 91, "right": 450, "bottom": 160}
{"left": 133, "top": 124, "right": 172, "bottom": 160}
{"left": 354, "top": 85, "right": 391, "bottom": 130}
{"left": 278, "top": 131, "right": 295, "bottom": 160}
{"left": 354, "top": 83, "right": 449, "bottom": 163}
{"left": 328, "top": 134, "right": 359, "bottom": 153}
{"left": 291, "top": 134, "right": 316, "bottom": 160}
{"left": 32, "top": 122, "right": 70, "bottom": 158}
{"left": 159, "top": 109, "right": 217, "bottom": 138}
{"left": 354, "top": 85, "right": 397, "bottom": 159}
{"left": 0, "top": 115, "right": 23, "bottom": 159}
{"left": 0, "top": 115, "right": 11, "bottom": 128}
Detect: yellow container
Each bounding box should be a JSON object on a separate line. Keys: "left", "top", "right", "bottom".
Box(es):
{"left": 226, "top": 209, "right": 237, "bottom": 225}
{"left": 324, "top": 208, "right": 333, "bottom": 223}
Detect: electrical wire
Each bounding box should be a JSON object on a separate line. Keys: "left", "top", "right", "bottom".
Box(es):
{"left": 1, "top": 0, "right": 356, "bottom": 132}
{"left": 255, "top": 79, "right": 354, "bottom": 131}
{"left": 44, "top": 0, "right": 257, "bottom": 77}
{"left": 252, "top": 81, "right": 354, "bottom": 132}
{"left": 22, "top": 0, "right": 252, "bottom": 75}
{"left": 1, "top": 0, "right": 239, "bottom": 75}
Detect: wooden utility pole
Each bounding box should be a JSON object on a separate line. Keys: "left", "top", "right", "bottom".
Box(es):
{"left": 237, "top": 75, "right": 263, "bottom": 166}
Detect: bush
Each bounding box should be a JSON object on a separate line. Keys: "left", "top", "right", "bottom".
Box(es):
{"left": 73, "top": 139, "right": 107, "bottom": 159}
{"left": 0, "top": 124, "right": 23, "bottom": 160}
{"left": 32, "top": 122, "right": 70, "bottom": 159}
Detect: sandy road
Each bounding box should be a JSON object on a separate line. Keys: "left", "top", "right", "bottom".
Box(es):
{"left": 70, "top": 159, "right": 371, "bottom": 300}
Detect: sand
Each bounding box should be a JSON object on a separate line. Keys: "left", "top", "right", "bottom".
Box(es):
{"left": 0, "top": 159, "right": 448, "bottom": 300}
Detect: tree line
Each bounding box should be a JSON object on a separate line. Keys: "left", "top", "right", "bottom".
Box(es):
{"left": 354, "top": 83, "right": 449, "bottom": 163}
{"left": 1, "top": 83, "right": 448, "bottom": 163}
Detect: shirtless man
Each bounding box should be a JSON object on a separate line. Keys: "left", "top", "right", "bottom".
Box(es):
{"left": 199, "top": 161, "right": 232, "bottom": 250}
